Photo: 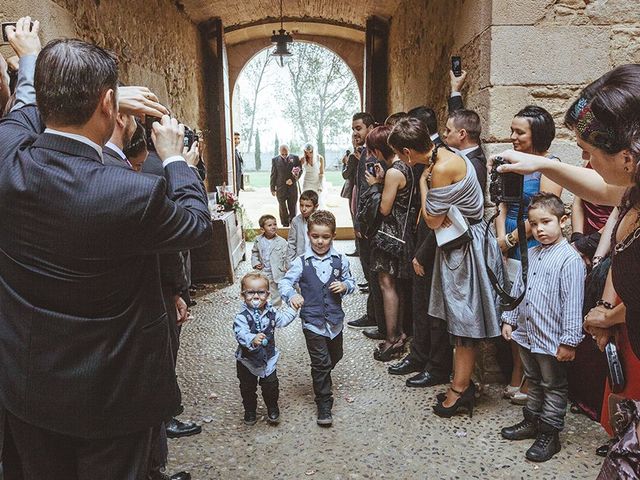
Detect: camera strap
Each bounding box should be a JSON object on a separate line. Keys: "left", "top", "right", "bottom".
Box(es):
{"left": 484, "top": 200, "right": 528, "bottom": 311}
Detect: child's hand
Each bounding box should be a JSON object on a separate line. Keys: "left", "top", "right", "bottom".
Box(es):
{"left": 329, "top": 281, "right": 346, "bottom": 294}
{"left": 501, "top": 323, "right": 513, "bottom": 341}
{"left": 290, "top": 294, "right": 304, "bottom": 309}
{"left": 252, "top": 333, "right": 266, "bottom": 347}
{"left": 556, "top": 344, "right": 576, "bottom": 362}
{"left": 254, "top": 263, "right": 263, "bottom": 270}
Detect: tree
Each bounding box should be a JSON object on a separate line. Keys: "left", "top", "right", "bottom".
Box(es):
{"left": 254, "top": 131, "right": 261, "bottom": 171}
{"left": 274, "top": 133, "right": 279, "bottom": 156}
{"left": 277, "top": 43, "right": 359, "bottom": 159}
{"left": 237, "top": 50, "right": 272, "bottom": 153}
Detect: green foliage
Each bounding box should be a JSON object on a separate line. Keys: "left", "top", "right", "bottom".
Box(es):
{"left": 254, "top": 131, "right": 261, "bottom": 171}
{"left": 274, "top": 133, "right": 279, "bottom": 156}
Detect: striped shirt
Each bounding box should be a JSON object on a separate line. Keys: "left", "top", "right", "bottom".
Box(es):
{"left": 502, "top": 239, "right": 586, "bottom": 356}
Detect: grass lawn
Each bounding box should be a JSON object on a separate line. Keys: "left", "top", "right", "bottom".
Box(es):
{"left": 245, "top": 171, "right": 344, "bottom": 189}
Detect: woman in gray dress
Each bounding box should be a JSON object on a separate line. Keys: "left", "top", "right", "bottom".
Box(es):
{"left": 388, "top": 118, "right": 504, "bottom": 418}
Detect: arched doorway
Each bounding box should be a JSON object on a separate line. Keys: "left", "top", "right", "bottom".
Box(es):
{"left": 232, "top": 42, "right": 361, "bottom": 233}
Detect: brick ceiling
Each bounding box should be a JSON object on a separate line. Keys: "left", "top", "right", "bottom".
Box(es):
{"left": 180, "top": 0, "right": 401, "bottom": 29}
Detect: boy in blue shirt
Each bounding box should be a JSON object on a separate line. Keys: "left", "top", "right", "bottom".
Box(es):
{"left": 280, "top": 210, "right": 356, "bottom": 427}
{"left": 234, "top": 272, "right": 297, "bottom": 426}
{"left": 500, "top": 193, "right": 585, "bottom": 462}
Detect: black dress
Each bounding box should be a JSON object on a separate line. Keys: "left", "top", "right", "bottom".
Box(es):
{"left": 371, "top": 160, "right": 414, "bottom": 279}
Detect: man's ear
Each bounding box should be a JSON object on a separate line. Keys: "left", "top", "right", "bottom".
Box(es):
{"left": 101, "top": 89, "right": 117, "bottom": 118}
{"left": 459, "top": 128, "right": 467, "bottom": 140}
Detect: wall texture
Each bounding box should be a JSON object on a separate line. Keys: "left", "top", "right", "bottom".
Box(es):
{"left": 0, "top": 0, "right": 206, "bottom": 128}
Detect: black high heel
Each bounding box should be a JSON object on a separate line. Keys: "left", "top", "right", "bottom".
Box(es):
{"left": 373, "top": 338, "right": 406, "bottom": 362}
{"left": 433, "top": 383, "right": 476, "bottom": 418}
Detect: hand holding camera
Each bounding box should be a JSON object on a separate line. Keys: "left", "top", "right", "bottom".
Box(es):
{"left": 151, "top": 115, "right": 185, "bottom": 161}
{"left": 183, "top": 141, "right": 200, "bottom": 167}
{"left": 3, "top": 17, "right": 41, "bottom": 57}
{"left": 364, "top": 162, "right": 383, "bottom": 186}
{"left": 117, "top": 86, "right": 169, "bottom": 118}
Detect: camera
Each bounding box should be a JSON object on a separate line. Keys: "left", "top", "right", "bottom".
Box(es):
{"left": 451, "top": 56, "right": 462, "bottom": 77}
{"left": 489, "top": 156, "right": 524, "bottom": 204}
{"left": 365, "top": 162, "right": 376, "bottom": 176}
{"left": 184, "top": 126, "right": 199, "bottom": 150}
{"left": 1, "top": 21, "right": 34, "bottom": 43}
{"left": 144, "top": 116, "right": 199, "bottom": 151}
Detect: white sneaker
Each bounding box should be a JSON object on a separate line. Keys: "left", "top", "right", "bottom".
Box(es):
{"left": 511, "top": 390, "right": 528, "bottom": 405}
{"left": 503, "top": 384, "right": 520, "bottom": 399}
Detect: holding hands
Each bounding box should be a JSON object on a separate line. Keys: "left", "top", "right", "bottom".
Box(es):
{"left": 290, "top": 294, "right": 304, "bottom": 309}
{"left": 329, "top": 281, "right": 347, "bottom": 294}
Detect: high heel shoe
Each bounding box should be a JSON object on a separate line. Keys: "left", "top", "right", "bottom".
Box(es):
{"left": 433, "top": 383, "right": 476, "bottom": 418}
{"left": 373, "top": 338, "right": 406, "bottom": 362}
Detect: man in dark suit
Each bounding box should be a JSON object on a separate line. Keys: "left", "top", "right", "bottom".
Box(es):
{"left": 0, "top": 38, "right": 212, "bottom": 480}
{"left": 233, "top": 131, "right": 244, "bottom": 192}
{"left": 103, "top": 111, "right": 136, "bottom": 169}
{"left": 270, "top": 144, "right": 300, "bottom": 226}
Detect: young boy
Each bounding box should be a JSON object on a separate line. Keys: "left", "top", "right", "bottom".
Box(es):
{"left": 279, "top": 210, "right": 356, "bottom": 427}
{"left": 287, "top": 189, "right": 319, "bottom": 262}
{"left": 252, "top": 214, "right": 288, "bottom": 306}
{"left": 500, "top": 192, "right": 586, "bottom": 462}
{"left": 234, "top": 272, "right": 297, "bottom": 425}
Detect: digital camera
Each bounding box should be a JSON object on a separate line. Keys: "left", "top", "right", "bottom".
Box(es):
{"left": 489, "top": 156, "right": 524, "bottom": 204}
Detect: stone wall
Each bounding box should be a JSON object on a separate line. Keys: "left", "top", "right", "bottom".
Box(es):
{"left": 0, "top": 0, "right": 206, "bottom": 128}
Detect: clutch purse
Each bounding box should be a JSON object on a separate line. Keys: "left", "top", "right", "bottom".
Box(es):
{"left": 435, "top": 206, "right": 472, "bottom": 252}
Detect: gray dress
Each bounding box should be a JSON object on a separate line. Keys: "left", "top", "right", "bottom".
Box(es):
{"left": 426, "top": 157, "right": 504, "bottom": 341}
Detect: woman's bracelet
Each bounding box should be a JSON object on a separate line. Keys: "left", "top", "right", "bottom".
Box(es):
{"left": 504, "top": 232, "right": 516, "bottom": 249}
{"left": 596, "top": 299, "right": 615, "bottom": 310}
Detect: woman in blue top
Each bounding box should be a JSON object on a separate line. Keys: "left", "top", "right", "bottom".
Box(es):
{"left": 495, "top": 105, "right": 563, "bottom": 404}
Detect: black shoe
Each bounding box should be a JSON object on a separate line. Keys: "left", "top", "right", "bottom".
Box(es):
{"left": 406, "top": 371, "right": 449, "bottom": 388}
{"left": 170, "top": 473, "right": 191, "bottom": 480}
{"left": 166, "top": 418, "right": 202, "bottom": 438}
{"left": 148, "top": 470, "right": 191, "bottom": 480}
{"left": 347, "top": 314, "right": 376, "bottom": 329}
{"left": 357, "top": 282, "right": 368, "bottom": 288}
{"left": 267, "top": 407, "right": 280, "bottom": 425}
{"left": 243, "top": 411, "right": 257, "bottom": 426}
{"left": 525, "top": 421, "right": 561, "bottom": 462}
{"left": 501, "top": 413, "right": 538, "bottom": 441}
{"left": 388, "top": 358, "right": 423, "bottom": 376}
{"left": 363, "top": 328, "right": 385, "bottom": 340}
{"left": 346, "top": 250, "right": 359, "bottom": 257}
{"left": 359, "top": 287, "right": 370, "bottom": 294}
{"left": 317, "top": 408, "right": 333, "bottom": 427}
{"left": 432, "top": 383, "right": 476, "bottom": 418}
{"left": 595, "top": 443, "right": 610, "bottom": 457}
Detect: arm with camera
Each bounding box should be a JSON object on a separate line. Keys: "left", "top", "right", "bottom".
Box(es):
{"left": 493, "top": 149, "right": 626, "bottom": 207}
{"left": 6, "top": 17, "right": 41, "bottom": 111}
{"left": 448, "top": 68, "right": 467, "bottom": 114}
{"left": 374, "top": 166, "right": 402, "bottom": 217}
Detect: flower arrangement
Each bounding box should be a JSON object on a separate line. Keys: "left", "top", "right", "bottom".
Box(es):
{"left": 217, "top": 190, "right": 239, "bottom": 212}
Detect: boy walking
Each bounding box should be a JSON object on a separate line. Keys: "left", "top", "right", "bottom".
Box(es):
{"left": 500, "top": 193, "right": 586, "bottom": 462}
{"left": 279, "top": 211, "right": 356, "bottom": 426}
{"left": 234, "top": 272, "right": 297, "bottom": 425}
{"left": 252, "top": 214, "right": 288, "bottom": 306}
{"left": 287, "top": 189, "right": 319, "bottom": 262}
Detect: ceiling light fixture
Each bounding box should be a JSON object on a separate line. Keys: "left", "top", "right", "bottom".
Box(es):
{"left": 270, "top": 0, "right": 293, "bottom": 67}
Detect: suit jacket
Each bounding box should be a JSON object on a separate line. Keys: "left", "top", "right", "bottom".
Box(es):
{"left": 287, "top": 214, "right": 307, "bottom": 262}
{"left": 270, "top": 154, "right": 301, "bottom": 194}
{"left": 251, "top": 234, "right": 289, "bottom": 283}
{"left": 103, "top": 145, "right": 131, "bottom": 170}
{"left": 235, "top": 149, "right": 244, "bottom": 191}
{"left": 0, "top": 105, "right": 212, "bottom": 439}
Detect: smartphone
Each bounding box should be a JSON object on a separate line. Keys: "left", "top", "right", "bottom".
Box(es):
{"left": 1, "top": 22, "right": 34, "bottom": 43}
{"left": 365, "top": 162, "right": 376, "bottom": 176}
{"left": 451, "top": 56, "right": 462, "bottom": 77}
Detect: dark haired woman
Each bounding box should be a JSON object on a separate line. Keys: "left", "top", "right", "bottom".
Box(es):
{"left": 496, "top": 105, "right": 563, "bottom": 405}
{"left": 496, "top": 64, "right": 640, "bottom": 475}
{"left": 365, "top": 125, "right": 414, "bottom": 361}
{"left": 388, "top": 118, "right": 504, "bottom": 418}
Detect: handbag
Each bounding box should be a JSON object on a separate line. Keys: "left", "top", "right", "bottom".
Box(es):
{"left": 371, "top": 166, "right": 414, "bottom": 258}
{"left": 435, "top": 205, "right": 473, "bottom": 252}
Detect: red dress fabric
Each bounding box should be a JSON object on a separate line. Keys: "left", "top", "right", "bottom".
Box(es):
{"left": 581, "top": 163, "right": 614, "bottom": 235}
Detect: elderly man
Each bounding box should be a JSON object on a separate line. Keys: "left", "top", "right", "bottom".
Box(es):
{"left": 270, "top": 144, "right": 301, "bottom": 227}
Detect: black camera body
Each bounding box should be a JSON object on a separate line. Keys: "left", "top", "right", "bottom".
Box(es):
{"left": 183, "top": 126, "right": 199, "bottom": 150}
{"left": 489, "top": 156, "right": 524, "bottom": 204}
{"left": 144, "top": 116, "right": 199, "bottom": 151}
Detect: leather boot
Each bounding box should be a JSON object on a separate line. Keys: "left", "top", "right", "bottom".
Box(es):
{"left": 525, "top": 420, "right": 561, "bottom": 462}
{"left": 501, "top": 407, "right": 539, "bottom": 441}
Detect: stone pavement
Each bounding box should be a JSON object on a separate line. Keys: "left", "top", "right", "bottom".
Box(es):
{"left": 168, "top": 241, "right": 608, "bottom": 479}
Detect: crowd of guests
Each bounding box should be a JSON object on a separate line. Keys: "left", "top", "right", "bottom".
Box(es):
{"left": 1, "top": 12, "right": 640, "bottom": 480}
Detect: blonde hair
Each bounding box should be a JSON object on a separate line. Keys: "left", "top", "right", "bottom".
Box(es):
{"left": 240, "top": 272, "right": 270, "bottom": 291}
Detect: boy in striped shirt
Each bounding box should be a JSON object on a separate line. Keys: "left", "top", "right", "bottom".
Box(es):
{"left": 500, "top": 192, "right": 586, "bottom": 463}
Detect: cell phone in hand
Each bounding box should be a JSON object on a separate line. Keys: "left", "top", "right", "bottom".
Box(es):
{"left": 1, "top": 22, "right": 34, "bottom": 43}
{"left": 451, "top": 56, "right": 462, "bottom": 77}
{"left": 365, "top": 162, "right": 376, "bottom": 176}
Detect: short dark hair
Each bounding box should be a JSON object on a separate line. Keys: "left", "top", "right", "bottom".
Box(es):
{"left": 384, "top": 112, "right": 408, "bottom": 126}
{"left": 366, "top": 125, "right": 394, "bottom": 159}
{"left": 300, "top": 190, "right": 319, "bottom": 206}
{"left": 528, "top": 192, "right": 566, "bottom": 219}
{"left": 258, "top": 214, "right": 277, "bottom": 229}
{"left": 234, "top": 132, "right": 240, "bottom": 136}
{"left": 123, "top": 120, "right": 147, "bottom": 159}
{"left": 307, "top": 210, "right": 336, "bottom": 234}
{"left": 352, "top": 112, "right": 375, "bottom": 127}
{"left": 407, "top": 106, "right": 438, "bottom": 136}
{"left": 514, "top": 105, "right": 556, "bottom": 154}
{"left": 449, "top": 109, "right": 482, "bottom": 143}
{"left": 388, "top": 118, "right": 433, "bottom": 154}
{"left": 35, "top": 39, "right": 118, "bottom": 126}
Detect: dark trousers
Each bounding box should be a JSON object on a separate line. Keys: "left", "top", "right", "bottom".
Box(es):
{"left": 303, "top": 329, "right": 344, "bottom": 409}
{"left": 407, "top": 231, "right": 452, "bottom": 377}
{"left": 277, "top": 187, "right": 298, "bottom": 227}
{"left": 519, "top": 346, "right": 569, "bottom": 430}
{"left": 2, "top": 410, "right": 152, "bottom": 480}
{"left": 236, "top": 362, "right": 279, "bottom": 413}
{"left": 358, "top": 237, "right": 385, "bottom": 334}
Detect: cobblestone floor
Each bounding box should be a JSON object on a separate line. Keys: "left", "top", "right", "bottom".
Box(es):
{"left": 168, "top": 241, "right": 608, "bottom": 480}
